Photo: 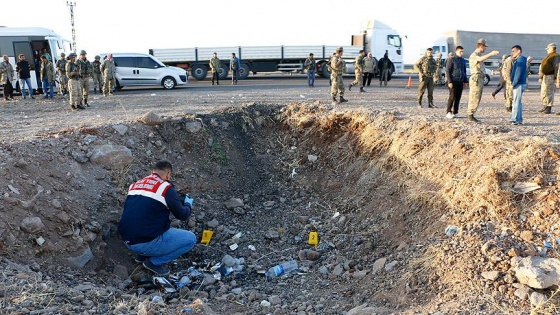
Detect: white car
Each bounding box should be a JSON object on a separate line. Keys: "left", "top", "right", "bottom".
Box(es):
{"left": 99, "top": 53, "right": 188, "bottom": 90}
{"left": 440, "top": 58, "right": 492, "bottom": 86}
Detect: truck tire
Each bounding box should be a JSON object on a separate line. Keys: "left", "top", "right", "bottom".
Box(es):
{"left": 218, "top": 63, "right": 228, "bottom": 80}
{"left": 191, "top": 64, "right": 208, "bottom": 81}
{"left": 321, "top": 63, "right": 331, "bottom": 78}
{"left": 239, "top": 63, "right": 250, "bottom": 80}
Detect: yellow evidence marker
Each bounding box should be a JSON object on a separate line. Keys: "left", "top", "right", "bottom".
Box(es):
{"left": 201, "top": 230, "right": 214, "bottom": 245}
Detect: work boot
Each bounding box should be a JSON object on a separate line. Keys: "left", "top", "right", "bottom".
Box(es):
{"left": 77, "top": 104, "right": 86, "bottom": 110}
{"left": 348, "top": 84, "right": 352, "bottom": 91}
{"left": 332, "top": 96, "right": 338, "bottom": 104}
{"left": 70, "top": 105, "right": 77, "bottom": 111}
{"left": 506, "top": 106, "right": 512, "bottom": 113}
{"left": 84, "top": 99, "right": 89, "bottom": 107}
{"left": 544, "top": 106, "right": 552, "bottom": 114}
{"left": 428, "top": 101, "right": 437, "bottom": 108}
{"left": 143, "top": 260, "right": 170, "bottom": 276}
{"left": 339, "top": 96, "right": 348, "bottom": 103}
{"left": 93, "top": 88, "right": 97, "bottom": 94}
{"left": 359, "top": 87, "right": 365, "bottom": 92}
{"left": 468, "top": 115, "right": 480, "bottom": 123}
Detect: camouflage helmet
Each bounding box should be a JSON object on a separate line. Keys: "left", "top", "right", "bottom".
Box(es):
{"left": 94, "top": 55, "right": 100, "bottom": 59}
{"left": 60, "top": 52, "right": 66, "bottom": 57}
{"left": 80, "top": 50, "right": 87, "bottom": 55}
{"left": 68, "top": 52, "right": 77, "bottom": 58}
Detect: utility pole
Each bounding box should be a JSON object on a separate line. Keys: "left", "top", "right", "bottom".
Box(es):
{"left": 66, "top": 1, "right": 76, "bottom": 52}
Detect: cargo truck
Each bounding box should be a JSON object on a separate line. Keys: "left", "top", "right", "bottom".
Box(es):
{"left": 149, "top": 20, "right": 403, "bottom": 81}
{"left": 431, "top": 30, "right": 560, "bottom": 71}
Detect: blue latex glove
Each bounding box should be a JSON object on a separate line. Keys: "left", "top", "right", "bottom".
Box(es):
{"left": 184, "top": 194, "right": 194, "bottom": 207}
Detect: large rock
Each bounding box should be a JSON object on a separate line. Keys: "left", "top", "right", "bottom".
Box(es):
{"left": 139, "top": 112, "right": 164, "bottom": 126}
{"left": 511, "top": 256, "right": 560, "bottom": 289}
{"left": 67, "top": 246, "right": 94, "bottom": 269}
{"left": 90, "top": 144, "right": 132, "bottom": 169}
{"left": 20, "top": 217, "right": 45, "bottom": 234}
{"left": 185, "top": 121, "right": 203, "bottom": 133}
{"left": 224, "top": 198, "right": 244, "bottom": 209}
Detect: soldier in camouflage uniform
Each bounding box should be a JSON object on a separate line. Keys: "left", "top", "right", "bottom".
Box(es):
{"left": 101, "top": 54, "right": 116, "bottom": 96}
{"left": 538, "top": 43, "right": 560, "bottom": 114}
{"left": 40, "top": 55, "right": 56, "bottom": 99}
{"left": 65, "top": 53, "right": 85, "bottom": 111}
{"left": 434, "top": 53, "right": 443, "bottom": 86}
{"left": 56, "top": 53, "right": 68, "bottom": 95}
{"left": 467, "top": 38, "right": 499, "bottom": 122}
{"left": 415, "top": 48, "right": 437, "bottom": 108}
{"left": 348, "top": 50, "right": 365, "bottom": 92}
{"left": 91, "top": 55, "right": 103, "bottom": 94}
{"left": 502, "top": 55, "right": 514, "bottom": 112}
{"left": 209, "top": 52, "right": 221, "bottom": 85}
{"left": 331, "top": 47, "right": 348, "bottom": 104}
{"left": 78, "top": 50, "right": 92, "bottom": 106}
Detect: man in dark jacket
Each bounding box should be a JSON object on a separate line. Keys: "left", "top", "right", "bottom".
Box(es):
{"left": 118, "top": 160, "right": 196, "bottom": 275}
{"left": 445, "top": 46, "right": 468, "bottom": 119}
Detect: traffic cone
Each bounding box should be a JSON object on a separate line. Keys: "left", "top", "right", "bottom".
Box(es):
{"left": 406, "top": 76, "right": 412, "bottom": 88}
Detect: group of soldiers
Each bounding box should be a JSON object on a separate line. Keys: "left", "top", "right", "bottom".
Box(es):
{"left": 55, "top": 50, "right": 116, "bottom": 111}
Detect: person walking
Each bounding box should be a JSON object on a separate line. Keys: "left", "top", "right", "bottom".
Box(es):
{"left": 118, "top": 160, "right": 197, "bottom": 275}
{"left": 66, "top": 53, "right": 85, "bottom": 110}
{"left": 538, "top": 43, "right": 560, "bottom": 114}
{"left": 502, "top": 54, "right": 514, "bottom": 112}
{"left": 362, "top": 52, "right": 376, "bottom": 87}
{"left": 466, "top": 38, "right": 499, "bottom": 122}
{"left": 304, "top": 53, "right": 316, "bottom": 87}
{"left": 491, "top": 55, "right": 508, "bottom": 99}
{"left": 509, "top": 45, "right": 528, "bottom": 125}
{"left": 230, "top": 53, "right": 240, "bottom": 85}
{"left": 1, "top": 55, "right": 14, "bottom": 100}
{"left": 209, "top": 52, "right": 221, "bottom": 85}
{"left": 415, "top": 48, "right": 437, "bottom": 108}
{"left": 56, "top": 52, "right": 68, "bottom": 96}
{"left": 16, "top": 54, "right": 35, "bottom": 99}
{"left": 348, "top": 50, "right": 365, "bottom": 92}
{"left": 330, "top": 47, "right": 348, "bottom": 104}
{"left": 78, "top": 50, "right": 92, "bottom": 106}
{"left": 39, "top": 55, "right": 55, "bottom": 99}
{"left": 101, "top": 53, "right": 116, "bottom": 96}
{"left": 378, "top": 52, "right": 393, "bottom": 87}
{"left": 444, "top": 46, "right": 468, "bottom": 119}
{"left": 91, "top": 55, "right": 103, "bottom": 94}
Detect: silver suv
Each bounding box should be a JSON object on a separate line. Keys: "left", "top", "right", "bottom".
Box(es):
{"left": 99, "top": 53, "right": 188, "bottom": 90}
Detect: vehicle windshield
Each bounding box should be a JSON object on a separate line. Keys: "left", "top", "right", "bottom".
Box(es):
{"left": 387, "top": 35, "right": 402, "bottom": 48}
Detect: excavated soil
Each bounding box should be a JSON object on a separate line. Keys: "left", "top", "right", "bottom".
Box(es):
{"left": 1, "top": 80, "right": 560, "bottom": 315}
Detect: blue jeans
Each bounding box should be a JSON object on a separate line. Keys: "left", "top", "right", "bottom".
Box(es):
{"left": 42, "top": 79, "right": 54, "bottom": 98}
{"left": 511, "top": 83, "right": 527, "bottom": 123}
{"left": 125, "top": 228, "right": 196, "bottom": 265}
{"left": 19, "top": 78, "right": 34, "bottom": 98}
{"left": 307, "top": 70, "right": 315, "bottom": 86}
{"left": 231, "top": 69, "right": 239, "bottom": 82}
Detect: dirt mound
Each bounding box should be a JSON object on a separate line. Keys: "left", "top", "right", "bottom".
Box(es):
{"left": 1, "top": 102, "right": 560, "bottom": 314}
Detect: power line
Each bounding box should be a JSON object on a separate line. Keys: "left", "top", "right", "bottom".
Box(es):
{"left": 66, "top": 1, "right": 76, "bottom": 52}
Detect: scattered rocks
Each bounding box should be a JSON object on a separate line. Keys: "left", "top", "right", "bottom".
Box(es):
{"left": 511, "top": 256, "right": 560, "bottom": 289}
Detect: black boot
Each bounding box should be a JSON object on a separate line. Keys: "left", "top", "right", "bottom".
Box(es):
{"left": 468, "top": 115, "right": 480, "bottom": 123}
{"left": 332, "top": 96, "right": 338, "bottom": 104}
{"left": 339, "top": 96, "right": 348, "bottom": 103}
{"left": 348, "top": 84, "right": 352, "bottom": 91}
{"left": 359, "top": 87, "right": 365, "bottom": 92}
{"left": 84, "top": 99, "right": 89, "bottom": 107}
{"left": 544, "top": 106, "right": 552, "bottom": 114}
{"left": 428, "top": 101, "right": 437, "bottom": 108}
{"left": 93, "top": 88, "right": 97, "bottom": 94}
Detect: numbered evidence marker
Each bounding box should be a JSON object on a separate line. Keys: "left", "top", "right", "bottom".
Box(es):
{"left": 308, "top": 231, "right": 319, "bottom": 247}
{"left": 201, "top": 230, "right": 213, "bottom": 245}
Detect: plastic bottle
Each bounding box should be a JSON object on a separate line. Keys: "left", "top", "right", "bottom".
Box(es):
{"left": 265, "top": 260, "right": 298, "bottom": 279}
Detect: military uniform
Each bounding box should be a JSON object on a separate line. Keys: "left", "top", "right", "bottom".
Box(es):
{"left": 467, "top": 50, "right": 487, "bottom": 116}
{"left": 415, "top": 52, "right": 437, "bottom": 107}
{"left": 539, "top": 43, "right": 560, "bottom": 114}
{"left": 56, "top": 54, "right": 68, "bottom": 95}
{"left": 330, "top": 48, "right": 347, "bottom": 104}
{"left": 101, "top": 57, "right": 116, "bottom": 96}
{"left": 78, "top": 50, "right": 92, "bottom": 106}
{"left": 502, "top": 56, "right": 514, "bottom": 111}
{"left": 209, "top": 54, "right": 221, "bottom": 85}
{"left": 434, "top": 54, "right": 443, "bottom": 85}
{"left": 91, "top": 56, "right": 103, "bottom": 94}
{"left": 65, "top": 53, "right": 84, "bottom": 110}
{"left": 349, "top": 52, "right": 365, "bottom": 92}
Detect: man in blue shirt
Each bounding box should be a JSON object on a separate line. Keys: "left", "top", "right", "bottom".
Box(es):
{"left": 230, "top": 53, "right": 240, "bottom": 85}
{"left": 118, "top": 161, "right": 196, "bottom": 275}
{"left": 509, "top": 45, "right": 527, "bottom": 125}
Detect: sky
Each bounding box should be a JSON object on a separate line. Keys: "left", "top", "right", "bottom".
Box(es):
{"left": 3, "top": 0, "right": 558, "bottom": 64}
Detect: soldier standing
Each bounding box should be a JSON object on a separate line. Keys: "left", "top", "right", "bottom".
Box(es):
{"left": 1, "top": 55, "right": 14, "bottom": 100}
{"left": 331, "top": 47, "right": 348, "bottom": 104}
{"left": 304, "top": 53, "right": 317, "bottom": 87}
{"left": 101, "top": 53, "right": 116, "bottom": 96}
{"left": 56, "top": 52, "right": 68, "bottom": 95}
{"left": 77, "top": 50, "right": 92, "bottom": 106}
{"left": 415, "top": 48, "right": 438, "bottom": 108}
{"left": 230, "top": 53, "right": 240, "bottom": 85}
{"left": 65, "top": 53, "right": 85, "bottom": 110}
{"left": 434, "top": 53, "right": 443, "bottom": 86}
{"left": 91, "top": 55, "right": 103, "bottom": 94}
{"left": 209, "top": 52, "right": 220, "bottom": 85}
{"left": 348, "top": 50, "right": 365, "bottom": 92}
{"left": 467, "top": 38, "right": 499, "bottom": 122}
{"left": 40, "top": 55, "right": 55, "bottom": 99}
{"left": 502, "top": 55, "right": 514, "bottom": 112}
{"left": 538, "top": 43, "right": 560, "bottom": 114}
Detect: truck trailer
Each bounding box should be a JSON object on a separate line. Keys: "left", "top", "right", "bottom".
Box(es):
{"left": 149, "top": 20, "right": 403, "bottom": 81}
{"left": 431, "top": 30, "right": 560, "bottom": 70}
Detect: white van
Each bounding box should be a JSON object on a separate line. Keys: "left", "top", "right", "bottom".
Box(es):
{"left": 99, "top": 53, "right": 188, "bottom": 90}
